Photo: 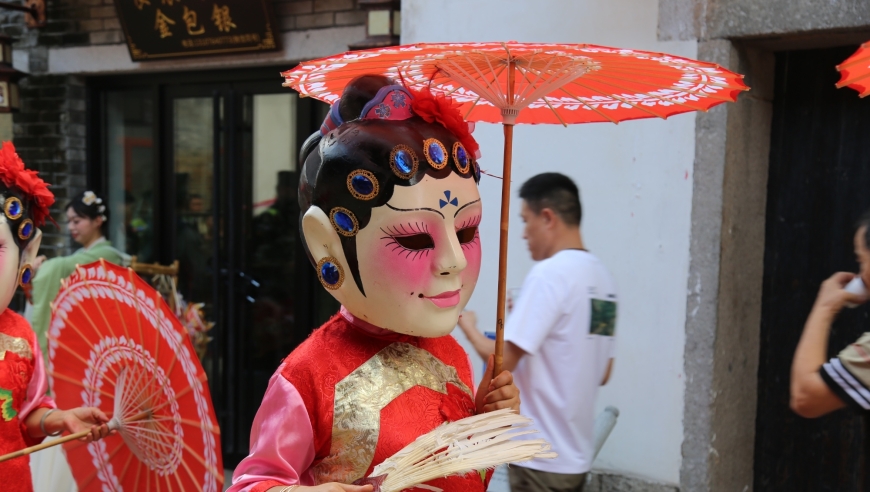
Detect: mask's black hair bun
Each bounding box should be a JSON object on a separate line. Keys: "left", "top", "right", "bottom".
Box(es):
{"left": 338, "top": 74, "right": 395, "bottom": 123}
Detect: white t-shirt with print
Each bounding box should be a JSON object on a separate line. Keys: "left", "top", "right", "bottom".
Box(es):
{"left": 504, "top": 249, "right": 617, "bottom": 474}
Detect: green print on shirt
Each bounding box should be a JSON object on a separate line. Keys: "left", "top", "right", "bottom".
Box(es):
{"left": 0, "top": 388, "right": 16, "bottom": 421}
{"left": 589, "top": 299, "right": 616, "bottom": 336}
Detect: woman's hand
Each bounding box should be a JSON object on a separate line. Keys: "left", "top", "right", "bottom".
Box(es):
{"left": 61, "top": 407, "right": 114, "bottom": 441}
{"left": 267, "top": 485, "right": 373, "bottom": 492}
{"left": 475, "top": 354, "right": 520, "bottom": 414}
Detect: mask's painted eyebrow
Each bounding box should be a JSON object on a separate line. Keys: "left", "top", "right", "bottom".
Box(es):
{"left": 386, "top": 203, "right": 445, "bottom": 218}
{"left": 454, "top": 198, "right": 481, "bottom": 218}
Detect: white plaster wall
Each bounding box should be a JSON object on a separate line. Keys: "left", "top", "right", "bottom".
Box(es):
{"left": 402, "top": 0, "right": 696, "bottom": 485}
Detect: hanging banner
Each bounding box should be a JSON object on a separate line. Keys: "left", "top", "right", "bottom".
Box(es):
{"left": 112, "top": 0, "right": 280, "bottom": 61}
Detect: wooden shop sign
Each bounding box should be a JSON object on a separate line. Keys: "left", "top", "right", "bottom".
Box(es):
{"left": 113, "top": 0, "right": 280, "bottom": 61}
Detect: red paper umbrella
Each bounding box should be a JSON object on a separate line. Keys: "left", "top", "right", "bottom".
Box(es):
{"left": 47, "top": 259, "right": 223, "bottom": 492}
{"left": 837, "top": 42, "right": 870, "bottom": 97}
{"left": 282, "top": 41, "right": 748, "bottom": 374}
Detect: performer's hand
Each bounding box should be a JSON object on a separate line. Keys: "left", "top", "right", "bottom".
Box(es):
{"left": 31, "top": 255, "right": 47, "bottom": 273}
{"left": 61, "top": 407, "right": 114, "bottom": 442}
{"left": 814, "top": 272, "right": 862, "bottom": 315}
{"left": 476, "top": 354, "right": 520, "bottom": 414}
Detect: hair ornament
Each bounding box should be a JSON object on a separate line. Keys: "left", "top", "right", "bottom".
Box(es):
{"left": 0, "top": 142, "right": 53, "bottom": 227}
{"left": 452, "top": 142, "right": 470, "bottom": 174}
{"left": 330, "top": 207, "right": 359, "bottom": 237}
{"left": 82, "top": 191, "right": 97, "bottom": 206}
{"left": 390, "top": 144, "right": 419, "bottom": 179}
{"left": 423, "top": 138, "right": 448, "bottom": 170}
{"left": 4, "top": 196, "right": 22, "bottom": 220}
{"left": 409, "top": 87, "right": 481, "bottom": 160}
{"left": 17, "top": 219, "right": 33, "bottom": 240}
{"left": 347, "top": 170, "right": 379, "bottom": 200}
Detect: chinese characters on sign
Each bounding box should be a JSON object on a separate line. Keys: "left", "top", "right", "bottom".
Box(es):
{"left": 113, "top": 0, "right": 279, "bottom": 60}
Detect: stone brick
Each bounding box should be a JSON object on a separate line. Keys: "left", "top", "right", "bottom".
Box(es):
{"left": 295, "top": 12, "right": 333, "bottom": 29}
{"left": 279, "top": 15, "right": 296, "bottom": 31}
{"left": 89, "top": 6, "right": 116, "bottom": 18}
{"left": 102, "top": 17, "right": 121, "bottom": 31}
{"left": 89, "top": 30, "right": 123, "bottom": 45}
{"left": 335, "top": 10, "right": 366, "bottom": 26}
{"left": 314, "top": 0, "right": 354, "bottom": 13}
{"left": 77, "top": 0, "right": 104, "bottom": 6}
{"left": 275, "top": 1, "right": 313, "bottom": 16}
{"left": 79, "top": 19, "right": 104, "bottom": 32}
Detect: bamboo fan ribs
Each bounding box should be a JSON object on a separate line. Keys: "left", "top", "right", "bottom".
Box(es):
{"left": 359, "top": 408, "right": 556, "bottom": 492}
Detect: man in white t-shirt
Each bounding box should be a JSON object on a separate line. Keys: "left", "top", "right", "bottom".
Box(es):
{"left": 459, "top": 172, "right": 616, "bottom": 492}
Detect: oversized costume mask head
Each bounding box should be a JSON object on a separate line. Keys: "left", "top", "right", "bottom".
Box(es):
{"left": 299, "top": 75, "right": 483, "bottom": 337}
{"left": 0, "top": 142, "right": 54, "bottom": 309}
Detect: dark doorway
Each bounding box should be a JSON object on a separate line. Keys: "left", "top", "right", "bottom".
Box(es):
{"left": 756, "top": 46, "right": 870, "bottom": 491}
{"left": 91, "top": 68, "right": 339, "bottom": 467}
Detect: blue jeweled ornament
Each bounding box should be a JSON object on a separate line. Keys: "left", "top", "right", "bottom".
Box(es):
{"left": 334, "top": 211, "right": 355, "bottom": 233}
{"left": 456, "top": 146, "right": 468, "bottom": 166}
{"left": 5, "top": 198, "right": 21, "bottom": 219}
{"left": 351, "top": 174, "right": 374, "bottom": 196}
{"left": 428, "top": 141, "right": 445, "bottom": 165}
{"left": 321, "top": 262, "right": 340, "bottom": 285}
{"left": 19, "top": 221, "right": 32, "bottom": 239}
{"left": 20, "top": 267, "right": 32, "bottom": 284}
{"left": 472, "top": 160, "right": 481, "bottom": 181}
{"left": 395, "top": 149, "right": 413, "bottom": 174}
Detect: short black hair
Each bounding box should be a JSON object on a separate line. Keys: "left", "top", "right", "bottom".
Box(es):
{"left": 66, "top": 190, "right": 109, "bottom": 225}
{"left": 519, "top": 172, "right": 582, "bottom": 226}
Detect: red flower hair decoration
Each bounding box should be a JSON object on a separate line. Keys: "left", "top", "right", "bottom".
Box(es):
{"left": 410, "top": 88, "right": 482, "bottom": 161}
{"left": 0, "top": 142, "right": 54, "bottom": 227}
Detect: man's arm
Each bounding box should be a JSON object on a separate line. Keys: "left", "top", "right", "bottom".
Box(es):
{"left": 457, "top": 311, "right": 526, "bottom": 372}
{"left": 790, "top": 272, "right": 856, "bottom": 418}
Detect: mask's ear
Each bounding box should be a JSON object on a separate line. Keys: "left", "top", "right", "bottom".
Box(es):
{"left": 302, "top": 205, "right": 343, "bottom": 266}
{"left": 20, "top": 229, "right": 41, "bottom": 268}
{"left": 302, "top": 205, "right": 355, "bottom": 298}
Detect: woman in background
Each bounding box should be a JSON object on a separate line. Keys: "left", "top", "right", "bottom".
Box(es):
{"left": 29, "top": 190, "right": 126, "bottom": 359}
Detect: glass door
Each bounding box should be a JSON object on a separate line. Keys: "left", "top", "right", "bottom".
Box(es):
{"left": 167, "top": 82, "right": 338, "bottom": 467}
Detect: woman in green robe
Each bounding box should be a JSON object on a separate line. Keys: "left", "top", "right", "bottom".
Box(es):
{"left": 29, "top": 190, "right": 126, "bottom": 358}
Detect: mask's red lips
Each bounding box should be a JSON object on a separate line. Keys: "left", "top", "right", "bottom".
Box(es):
{"left": 425, "top": 289, "right": 461, "bottom": 308}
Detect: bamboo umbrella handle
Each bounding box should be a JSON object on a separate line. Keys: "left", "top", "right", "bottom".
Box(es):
{"left": 494, "top": 60, "right": 517, "bottom": 377}
{"left": 494, "top": 122, "right": 514, "bottom": 377}
{"left": 0, "top": 409, "right": 149, "bottom": 463}
{"left": 0, "top": 428, "right": 92, "bottom": 463}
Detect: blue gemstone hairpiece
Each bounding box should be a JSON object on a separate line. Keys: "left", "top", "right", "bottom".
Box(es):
{"left": 347, "top": 169, "right": 379, "bottom": 201}
{"left": 330, "top": 207, "right": 359, "bottom": 237}
{"left": 4, "top": 196, "right": 22, "bottom": 221}
{"left": 424, "top": 138, "right": 448, "bottom": 170}
{"left": 453, "top": 142, "right": 470, "bottom": 174}
{"left": 390, "top": 144, "right": 419, "bottom": 179}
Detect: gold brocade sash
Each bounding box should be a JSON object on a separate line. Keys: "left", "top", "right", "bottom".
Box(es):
{"left": 311, "top": 342, "right": 472, "bottom": 484}
{"left": 0, "top": 332, "right": 31, "bottom": 361}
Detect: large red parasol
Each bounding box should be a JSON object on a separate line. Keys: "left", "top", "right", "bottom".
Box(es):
{"left": 46, "top": 259, "right": 223, "bottom": 492}
{"left": 836, "top": 42, "right": 870, "bottom": 97}
{"left": 282, "top": 42, "right": 748, "bottom": 373}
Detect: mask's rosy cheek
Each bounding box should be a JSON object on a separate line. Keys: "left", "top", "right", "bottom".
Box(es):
{"left": 368, "top": 237, "right": 433, "bottom": 295}
{"left": 461, "top": 238, "right": 482, "bottom": 284}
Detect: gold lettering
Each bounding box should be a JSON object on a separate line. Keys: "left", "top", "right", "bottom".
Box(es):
{"left": 211, "top": 4, "right": 236, "bottom": 33}
{"left": 154, "top": 9, "right": 176, "bottom": 38}
{"left": 134, "top": 0, "right": 151, "bottom": 10}
{"left": 183, "top": 6, "right": 205, "bottom": 35}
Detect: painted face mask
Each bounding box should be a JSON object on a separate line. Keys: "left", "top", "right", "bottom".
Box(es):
{"left": 299, "top": 76, "right": 483, "bottom": 337}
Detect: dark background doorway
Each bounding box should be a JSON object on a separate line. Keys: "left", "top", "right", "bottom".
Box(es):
{"left": 90, "top": 67, "right": 338, "bottom": 467}
{"left": 756, "top": 45, "right": 870, "bottom": 491}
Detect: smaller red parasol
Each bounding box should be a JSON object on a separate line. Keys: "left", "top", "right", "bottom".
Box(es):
{"left": 836, "top": 42, "right": 870, "bottom": 97}
{"left": 46, "top": 259, "right": 223, "bottom": 492}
